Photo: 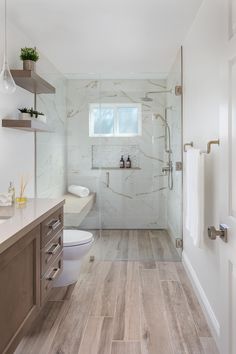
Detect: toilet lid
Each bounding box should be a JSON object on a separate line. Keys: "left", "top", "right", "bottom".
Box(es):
{"left": 63, "top": 230, "right": 94, "bottom": 247}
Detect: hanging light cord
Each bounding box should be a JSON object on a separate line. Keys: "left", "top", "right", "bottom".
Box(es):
{"left": 4, "top": 0, "right": 7, "bottom": 63}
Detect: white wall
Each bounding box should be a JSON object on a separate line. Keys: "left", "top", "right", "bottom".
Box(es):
{"left": 183, "top": 0, "right": 223, "bottom": 343}
{"left": 0, "top": 23, "right": 35, "bottom": 196}
{"left": 0, "top": 20, "right": 66, "bottom": 197}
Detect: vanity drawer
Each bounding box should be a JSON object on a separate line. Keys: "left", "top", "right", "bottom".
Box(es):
{"left": 41, "top": 207, "right": 63, "bottom": 247}
{"left": 41, "top": 231, "right": 63, "bottom": 276}
{"left": 41, "top": 252, "right": 63, "bottom": 304}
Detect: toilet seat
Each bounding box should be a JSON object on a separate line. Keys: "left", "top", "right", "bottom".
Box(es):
{"left": 64, "top": 230, "right": 94, "bottom": 247}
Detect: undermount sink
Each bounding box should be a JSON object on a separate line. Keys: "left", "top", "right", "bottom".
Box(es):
{"left": 0, "top": 206, "right": 15, "bottom": 221}
{"left": 0, "top": 219, "right": 8, "bottom": 224}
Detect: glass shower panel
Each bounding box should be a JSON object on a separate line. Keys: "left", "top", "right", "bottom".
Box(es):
{"left": 166, "top": 48, "right": 183, "bottom": 256}
{"left": 40, "top": 58, "right": 183, "bottom": 263}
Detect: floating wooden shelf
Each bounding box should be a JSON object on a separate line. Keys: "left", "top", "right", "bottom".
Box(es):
{"left": 2, "top": 119, "right": 52, "bottom": 132}
{"left": 10, "top": 70, "right": 55, "bottom": 94}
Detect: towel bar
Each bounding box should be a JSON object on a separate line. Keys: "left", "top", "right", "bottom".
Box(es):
{"left": 184, "top": 142, "right": 194, "bottom": 152}
{"left": 203, "top": 139, "right": 220, "bottom": 154}
{"left": 183, "top": 139, "right": 220, "bottom": 154}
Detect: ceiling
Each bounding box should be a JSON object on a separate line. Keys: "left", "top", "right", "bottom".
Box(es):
{"left": 7, "top": 0, "right": 202, "bottom": 75}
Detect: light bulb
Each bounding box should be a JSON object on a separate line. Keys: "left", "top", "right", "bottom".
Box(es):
{"left": 0, "top": 61, "right": 16, "bottom": 94}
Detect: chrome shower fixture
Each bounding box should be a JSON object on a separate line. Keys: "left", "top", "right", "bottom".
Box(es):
{"left": 140, "top": 86, "right": 182, "bottom": 102}
{"left": 141, "top": 89, "right": 172, "bottom": 102}
{"left": 154, "top": 112, "right": 173, "bottom": 190}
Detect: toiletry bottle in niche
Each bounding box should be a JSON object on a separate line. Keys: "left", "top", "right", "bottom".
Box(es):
{"left": 126, "top": 155, "right": 131, "bottom": 168}
{"left": 120, "top": 155, "right": 125, "bottom": 168}
{"left": 8, "top": 181, "right": 15, "bottom": 203}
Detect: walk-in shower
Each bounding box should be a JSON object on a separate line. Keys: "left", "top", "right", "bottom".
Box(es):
{"left": 36, "top": 49, "right": 183, "bottom": 263}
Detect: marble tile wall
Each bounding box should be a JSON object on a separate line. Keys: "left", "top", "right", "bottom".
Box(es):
{"left": 66, "top": 79, "right": 169, "bottom": 229}
{"left": 36, "top": 74, "right": 67, "bottom": 198}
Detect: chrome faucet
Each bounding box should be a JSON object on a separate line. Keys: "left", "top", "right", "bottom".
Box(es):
{"left": 162, "top": 161, "right": 173, "bottom": 174}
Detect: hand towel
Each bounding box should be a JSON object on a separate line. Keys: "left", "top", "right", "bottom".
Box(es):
{"left": 68, "top": 185, "right": 90, "bottom": 198}
{"left": 185, "top": 149, "right": 205, "bottom": 248}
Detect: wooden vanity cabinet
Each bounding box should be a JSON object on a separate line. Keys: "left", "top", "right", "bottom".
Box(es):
{"left": 0, "top": 226, "right": 40, "bottom": 354}
{"left": 0, "top": 205, "right": 64, "bottom": 354}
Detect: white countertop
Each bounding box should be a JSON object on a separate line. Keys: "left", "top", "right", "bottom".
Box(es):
{"left": 0, "top": 198, "right": 65, "bottom": 254}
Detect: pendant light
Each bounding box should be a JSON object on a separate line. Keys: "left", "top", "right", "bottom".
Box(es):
{"left": 0, "top": 0, "right": 16, "bottom": 94}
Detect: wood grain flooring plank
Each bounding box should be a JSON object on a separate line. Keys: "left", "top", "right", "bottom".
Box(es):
{"left": 128, "top": 230, "right": 139, "bottom": 260}
{"left": 116, "top": 230, "right": 129, "bottom": 260}
{"left": 90, "top": 261, "right": 121, "bottom": 317}
{"left": 139, "top": 260, "right": 157, "bottom": 269}
{"left": 111, "top": 341, "right": 142, "bottom": 354}
{"left": 175, "top": 263, "right": 211, "bottom": 337}
{"left": 48, "top": 267, "right": 100, "bottom": 354}
{"left": 78, "top": 316, "right": 113, "bottom": 354}
{"left": 200, "top": 337, "right": 219, "bottom": 354}
{"left": 14, "top": 301, "right": 69, "bottom": 354}
{"left": 161, "top": 280, "right": 204, "bottom": 354}
{"left": 113, "top": 262, "right": 140, "bottom": 341}
{"left": 139, "top": 268, "right": 173, "bottom": 354}
{"left": 138, "top": 230, "right": 155, "bottom": 262}
{"left": 103, "top": 230, "right": 122, "bottom": 261}
{"left": 150, "top": 230, "right": 180, "bottom": 261}
{"left": 158, "top": 262, "right": 180, "bottom": 281}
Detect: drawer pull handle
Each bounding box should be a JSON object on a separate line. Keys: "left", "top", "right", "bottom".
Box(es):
{"left": 48, "top": 219, "right": 61, "bottom": 231}
{"left": 46, "top": 243, "right": 61, "bottom": 255}
{"left": 47, "top": 267, "right": 61, "bottom": 281}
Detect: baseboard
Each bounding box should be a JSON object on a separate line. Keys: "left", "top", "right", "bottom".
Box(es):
{"left": 182, "top": 251, "right": 220, "bottom": 343}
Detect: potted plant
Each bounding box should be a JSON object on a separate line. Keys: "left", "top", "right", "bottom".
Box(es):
{"left": 20, "top": 47, "right": 39, "bottom": 71}
{"left": 18, "top": 107, "right": 47, "bottom": 122}
{"left": 36, "top": 111, "right": 47, "bottom": 123}
{"left": 18, "top": 107, "right": 31, "bottom": 120}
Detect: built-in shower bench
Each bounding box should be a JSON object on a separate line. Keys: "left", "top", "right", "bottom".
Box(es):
{"left": 63, "top": 193, "right": 96, "bottom": 227}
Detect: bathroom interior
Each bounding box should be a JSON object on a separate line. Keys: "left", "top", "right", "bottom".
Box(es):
{"left": 0, "top": 0, "right": 234, "bottom": 353}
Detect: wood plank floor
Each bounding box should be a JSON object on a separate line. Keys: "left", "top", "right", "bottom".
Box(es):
{"left": 14, "top": 231, "right": 218, "bottom": 354}
{"left": 85, "top": 229, "right": 181, "bottom": 262}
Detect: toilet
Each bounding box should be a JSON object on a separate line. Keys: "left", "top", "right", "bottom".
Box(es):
{"left": 53, "top": 230, "right": 94, "bottom": 287}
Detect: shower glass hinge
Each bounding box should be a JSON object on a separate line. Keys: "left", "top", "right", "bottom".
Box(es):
{"left": 176, "top": 238, "right": 183, "bottom": 248}
{"left": 175, "top": 85, "right": 182, "bottom": 96}
{"left": 175, "top": 161, "right": 183, "bottom": 171}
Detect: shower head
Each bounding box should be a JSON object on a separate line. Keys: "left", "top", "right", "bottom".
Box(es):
{"left": 140, "top": 94, "right": 153, "bottom": 102}
{"left": 141, "top": 89, "right": 173, "bottom": 102}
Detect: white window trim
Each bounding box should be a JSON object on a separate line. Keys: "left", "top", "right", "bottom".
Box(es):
{"left": 89, "top": 103, "right": 142, "bottom": 137}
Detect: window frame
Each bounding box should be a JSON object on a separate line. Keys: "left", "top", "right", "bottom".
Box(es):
{"left": 89, "top": 103, "right": 142, "bottom": 137}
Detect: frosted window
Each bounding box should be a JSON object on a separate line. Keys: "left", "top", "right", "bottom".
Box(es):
{"left": 118, "top": 107, "right": 139, "bottom": 134}
{"left": 89, "top": 103, "right": 141, "bottom": 137}
{"left": 92, "top": 108, "right": 114, "bottom": 135}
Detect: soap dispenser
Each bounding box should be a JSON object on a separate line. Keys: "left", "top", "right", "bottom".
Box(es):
{"left": 125, "top": 155, "right": 131, "bottom": 168}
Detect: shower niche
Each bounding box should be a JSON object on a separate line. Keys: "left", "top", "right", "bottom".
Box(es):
{"left": 91, "top": 145, "right": 140, "bottom": 169}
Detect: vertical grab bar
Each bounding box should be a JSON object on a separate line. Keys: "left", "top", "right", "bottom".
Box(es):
{"left": 106, "top": 172, "right": 110, "bottom": 187}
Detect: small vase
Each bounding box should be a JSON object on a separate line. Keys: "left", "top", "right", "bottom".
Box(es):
{"left": 23, "top": 60, "right": 35, "bottom": 71}
{"left": 16, "top": 197, "right": 27, "bottom": 206}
